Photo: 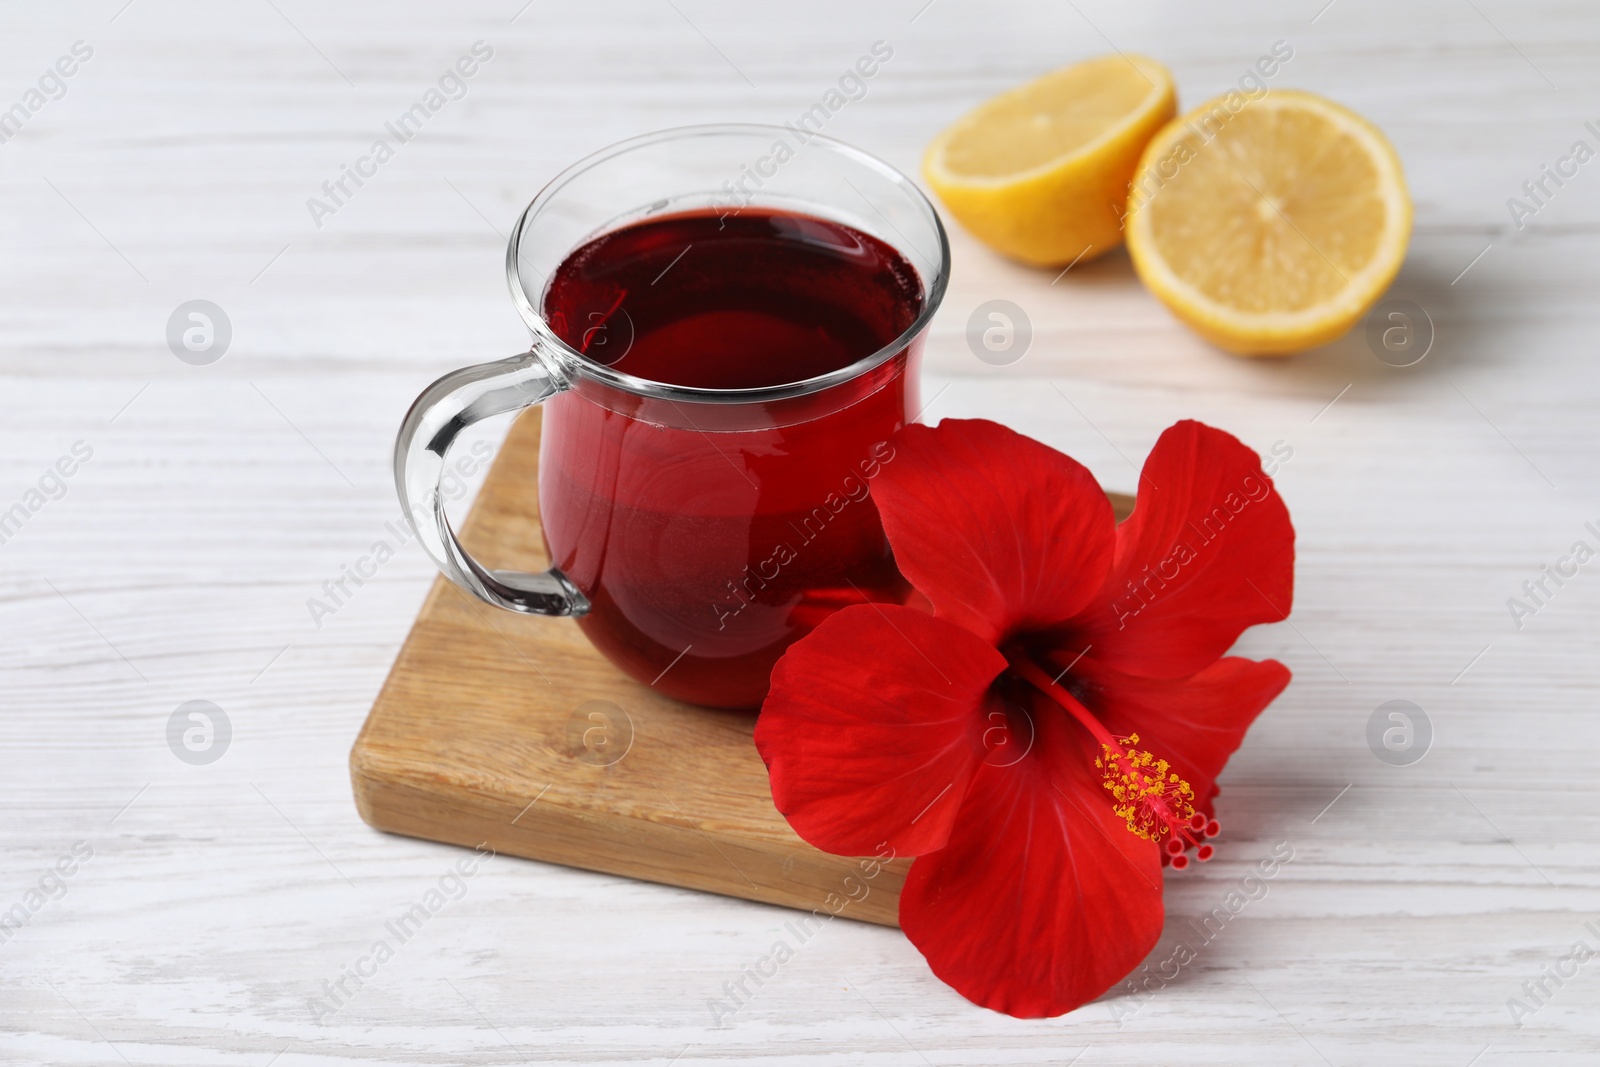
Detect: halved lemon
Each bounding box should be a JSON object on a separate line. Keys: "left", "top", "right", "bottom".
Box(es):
{"left": 923, "top": 54, "right": 1176, "bottom": 267}
{"left": 1125, "top": 89, "right": 1411, "bottom": 356}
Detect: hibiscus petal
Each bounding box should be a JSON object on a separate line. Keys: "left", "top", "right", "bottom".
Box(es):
{"left": 898, "top": 703, "right": 1165, "bottom": 1018}
{"left": 1083, "top": 421, "right": 1294, "bottom": 679}
{"left": 872, "top": 419, "right": 1116, "bottom": 647}
{"left": 1073, "top": 654, "right": 1292, "bottom": 812}
{"left": 754, "top": 604, "right": 1006, "bottom": 857}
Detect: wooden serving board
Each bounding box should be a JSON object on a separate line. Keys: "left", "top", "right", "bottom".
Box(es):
{"left": 351, "top": 408, "right": 1132, "bottom": 926}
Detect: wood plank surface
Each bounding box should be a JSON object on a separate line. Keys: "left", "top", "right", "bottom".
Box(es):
{"left": 351, "top": 407, "right": 1132, "bottom": 927}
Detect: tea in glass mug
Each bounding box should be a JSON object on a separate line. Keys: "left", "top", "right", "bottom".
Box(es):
{"left": 396, "top": 125, "right": 949, "bottom": 708}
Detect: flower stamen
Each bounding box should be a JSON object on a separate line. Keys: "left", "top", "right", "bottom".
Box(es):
{"left": 1008, "top": 654, "right": 1220, "bottom": 869}
{"left": 1095, "top": 734, "right": 1218, "bottom": 869}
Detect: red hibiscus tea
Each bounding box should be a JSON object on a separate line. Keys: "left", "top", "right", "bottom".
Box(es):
{"left": 536, "top": 209, "right": 924, "bottom": 707}
{"left": 394, "top": 128, "right": 949, "bottom": 712}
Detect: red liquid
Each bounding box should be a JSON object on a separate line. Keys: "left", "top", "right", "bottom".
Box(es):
{"left": 538, "top": 209, "right": 923, "bottom": 708}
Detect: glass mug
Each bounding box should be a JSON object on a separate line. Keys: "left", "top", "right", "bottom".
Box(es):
{"left": 396, "top": 124, "right": 949, "bottom": 709}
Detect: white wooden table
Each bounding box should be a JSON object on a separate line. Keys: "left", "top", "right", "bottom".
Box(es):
{"left": 4, "top": 1, "right": 1598, "bottom": 1063}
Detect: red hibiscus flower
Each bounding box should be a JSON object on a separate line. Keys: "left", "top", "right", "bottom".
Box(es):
{"left": 753, "top": 418, "right": 1294, "bottom": 1018}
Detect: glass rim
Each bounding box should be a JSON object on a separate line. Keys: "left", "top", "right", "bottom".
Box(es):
{"left": 505, "top": 122, "right": 951, "bottom": 405}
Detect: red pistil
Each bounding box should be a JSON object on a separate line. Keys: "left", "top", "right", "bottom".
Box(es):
{"left": 1009, "top": 655, "right": 1220, "bottom": 869}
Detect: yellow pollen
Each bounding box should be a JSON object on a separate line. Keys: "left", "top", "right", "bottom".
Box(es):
{"left": 1093, "top": 733, "right": 1198, "bottom": 841}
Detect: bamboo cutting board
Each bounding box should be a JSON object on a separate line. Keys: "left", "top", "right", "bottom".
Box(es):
{"left": 351, "top": 407, "right": 1133, "bottom": 926}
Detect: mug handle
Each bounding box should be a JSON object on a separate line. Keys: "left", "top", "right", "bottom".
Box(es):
{"left": 394, "top": 348, "right": 590, "bottom": 616}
